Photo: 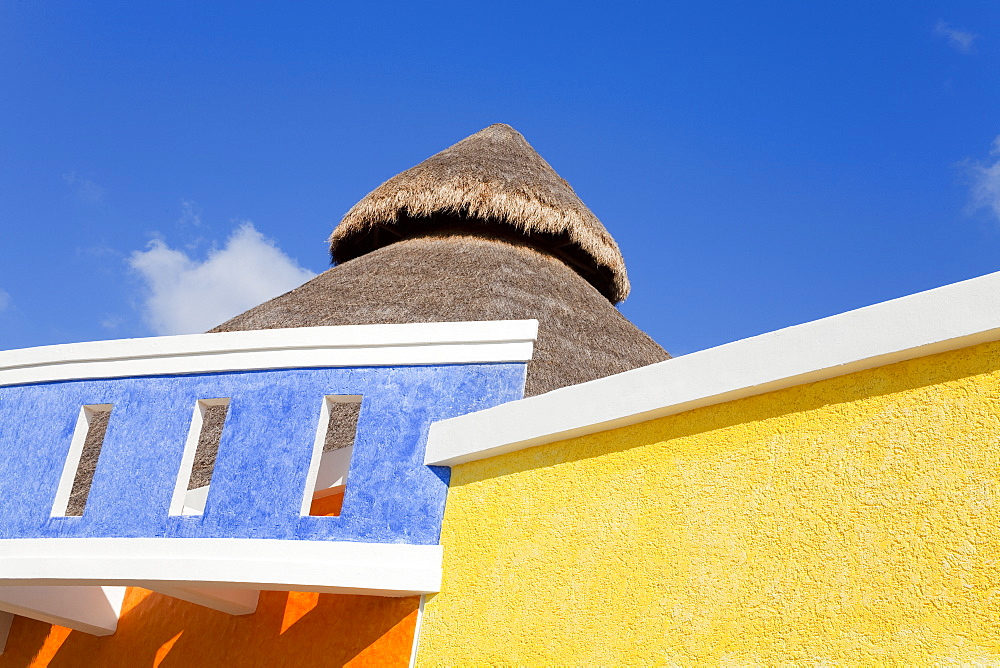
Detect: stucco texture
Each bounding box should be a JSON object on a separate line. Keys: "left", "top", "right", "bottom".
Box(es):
{"left": 417, "top": 340, "right": 1000, "bottom": 665}
{"left": 0, "top": 363, "right": 525, "bottom": 545}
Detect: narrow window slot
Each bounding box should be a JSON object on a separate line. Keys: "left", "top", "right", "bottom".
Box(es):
{"left": 301, "top": 395, "right": 362, "bottom": 517}
{"left": 52, "top": 404, "right": 113, "bottom": 517}
{"left": 170, "top": 398, "right": 229, "bottom": 516}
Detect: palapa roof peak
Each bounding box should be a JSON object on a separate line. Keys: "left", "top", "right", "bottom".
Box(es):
{"left": 328, "top": 123, "right": 630, "bottom": 303}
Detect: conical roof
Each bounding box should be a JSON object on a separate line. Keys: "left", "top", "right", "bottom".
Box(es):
{"left": 212, "top": 125, "right": 669, "bottom": 396}
{"left": 329, "top": 123, "right": 630, "bottom": 303}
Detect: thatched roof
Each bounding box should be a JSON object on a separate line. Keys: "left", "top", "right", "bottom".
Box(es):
{"left": 213, "top": 230, "right": 668, "bottom": 396}
{"left": 329, "top": 124, "right": 630, "bottom": 303}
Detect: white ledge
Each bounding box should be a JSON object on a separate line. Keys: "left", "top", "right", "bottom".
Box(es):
{"left": 0, "top": 586, "right": 126, "bottom": 636}
{"left": 0, "top": 538, "right": 442, "bottom": 598}
{"left": 0, "top": 320, "right": 538, "bottom": 387}
{"left": 426, "top": 270, "right": 1000, "bottom": 466}
{"left": 150, "top": 586, "right": 260, "bottom": 615}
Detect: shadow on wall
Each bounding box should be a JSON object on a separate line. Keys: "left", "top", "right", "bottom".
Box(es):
{"left": 1, "top": 588, "right": 418, "bottom": 668}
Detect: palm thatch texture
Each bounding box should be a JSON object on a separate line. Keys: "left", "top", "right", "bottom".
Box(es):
{"left": 214, "top": 230, "right": 668, "bottom": 397}
{"left": 329, "top": 123, "right": 630, "bottom": 303}
{"left": 215, "top": 122, "right": 671, "bottom": 395}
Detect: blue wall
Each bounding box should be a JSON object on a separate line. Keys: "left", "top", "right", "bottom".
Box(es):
{"left": 0, "top": 363, "right": 526, "bottom": 545}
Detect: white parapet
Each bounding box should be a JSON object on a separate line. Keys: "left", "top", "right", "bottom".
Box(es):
{"left": 0, "top": 537, "right": 442, "bottom": 636}
{"left": 0, "top": 319, "right": 539, "bottom": 387}
{"left": 0, "top": 538, "right": 442, "bottom": 598}
{"left": 426, "top": 269, "right": 1000, "bottom": 466}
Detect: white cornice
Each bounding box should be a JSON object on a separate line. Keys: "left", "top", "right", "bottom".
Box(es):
{"left": 426, "top": 271, "right": 1000, "bottom": 466}
{"left": 0, "top": 538, "right": 442, "bottom": 597}
{"left": 0, "top": 320, "right": 538, "bottom": 387}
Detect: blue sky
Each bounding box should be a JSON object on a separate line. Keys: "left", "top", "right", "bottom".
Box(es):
{"left": 2, "top": 2, "right": 999, "bottom": 356}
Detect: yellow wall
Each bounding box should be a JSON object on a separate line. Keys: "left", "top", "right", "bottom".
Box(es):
{"left": 418, "top": 340, "right": 1000, "bottom": 665}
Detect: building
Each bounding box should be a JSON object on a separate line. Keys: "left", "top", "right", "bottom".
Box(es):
{"left": 1, "top": 125, "right": 998, "bottom": 665}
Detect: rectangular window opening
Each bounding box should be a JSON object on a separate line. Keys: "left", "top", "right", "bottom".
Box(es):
{"left": 170, "top": 398, "right": 230, "bottom": 516}
{"left": 302, "top": 395, "right": 362, "bottom": 517}
{"left": 52, "top": 404, "right": 113, "bottom": 517}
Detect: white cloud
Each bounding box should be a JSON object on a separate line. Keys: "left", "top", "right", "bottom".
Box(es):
{"left": 0, "top": 289, "right": 10, "bottom": 312}
{"left": 100, "top": 314, "right": 124, "bottom": 331}
{"left": 968, "top": 136, "right": 1000, "bottom": 223}
{"left": 935, "top": 21, "right": 977, "bottom": 53}
{"left": 63, "top": 171, "right": 106, "bottom": 203}
{"left": 178, "top": 200, "right": 201, "bottom": 227}
{"left": 128, "top": 223, "right": 316, "bottom": 335}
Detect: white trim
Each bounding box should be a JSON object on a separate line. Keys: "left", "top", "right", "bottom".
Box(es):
{"left": 182, "top": 486, "right": 210, "bottom": 515}
{"left": 301, "top": 396, "right": 333, "bottom": 516}
{"left": 408, "top": 594, "right": 426, "bottom": 668}
{"left": 300, "top": 395, "right": 361, "bottom": 516}
{"left": 0, "top": 586, "right": 126, "bottom": 636}
{"left": 51, "top": 405, "right": 112, "bottom": 517}
{"left": 0, "top": 320, "right": 539, "bottom": 388}
{"left": 170, "top": 398, "right": 229, "bottom": 517}
{"left": 313, "top": 449, "right": 353, "bottom": 495}
{"left": 149, "top": 586, "right": 259, "bottom": 615}
{"left": 0, "top": 538, "right": 442, "bottom": 598}
{"left": 426, "top": 270, "right": 1000, "bottom": 466}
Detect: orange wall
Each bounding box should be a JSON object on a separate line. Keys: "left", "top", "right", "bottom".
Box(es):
{"left": 0, "top": 588, "right": 418, "bottom": 668}
{"left": 1, "top": 493, "right": 418, "bottom": 667}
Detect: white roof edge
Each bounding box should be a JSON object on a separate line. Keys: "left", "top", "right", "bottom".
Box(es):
{"left": 426, "top": 271, "right": 1000, "bottom": 466}
{"left": 0, "top": 320, "right": 539, "bottom": 387}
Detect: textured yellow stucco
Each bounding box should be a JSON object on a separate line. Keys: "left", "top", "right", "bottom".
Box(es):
{"left": 418, "top": 340, "right": 1000, "bottom": 665}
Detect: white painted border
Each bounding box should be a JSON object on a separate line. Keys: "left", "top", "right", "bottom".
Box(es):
{"left": 0, "top": 538, "right": 442, "bottom": 597}
{"left": 51, "top": 405, "right": 112, "bottom": 517}
{"left": 300, "top": 395, "right": 361, "bottom": 516}
{"left": 0, "top": 320, "right": 538, "bottom": 388}
{"left": 426, "top": 270, "right": 1000, "bottom": 466}
{"left": 408, "top": 594, "right": 426, "bottom": 668}
{"left": 169, "top": 398, "right": 229, "bottom": 516}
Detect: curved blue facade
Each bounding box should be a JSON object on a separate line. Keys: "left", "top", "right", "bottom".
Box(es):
{"left": 0, "top": 363, "right": 526, "bottom": 545}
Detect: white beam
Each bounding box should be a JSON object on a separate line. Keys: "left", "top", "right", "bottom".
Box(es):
{"left": 0, "top": 586, "right": 125, "bottom": 636}
{"left": 150, "top": 586, "right": 259, "bottom": 615}
{"left": 0, "top": 538, "right": 441, "bottom": 597}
